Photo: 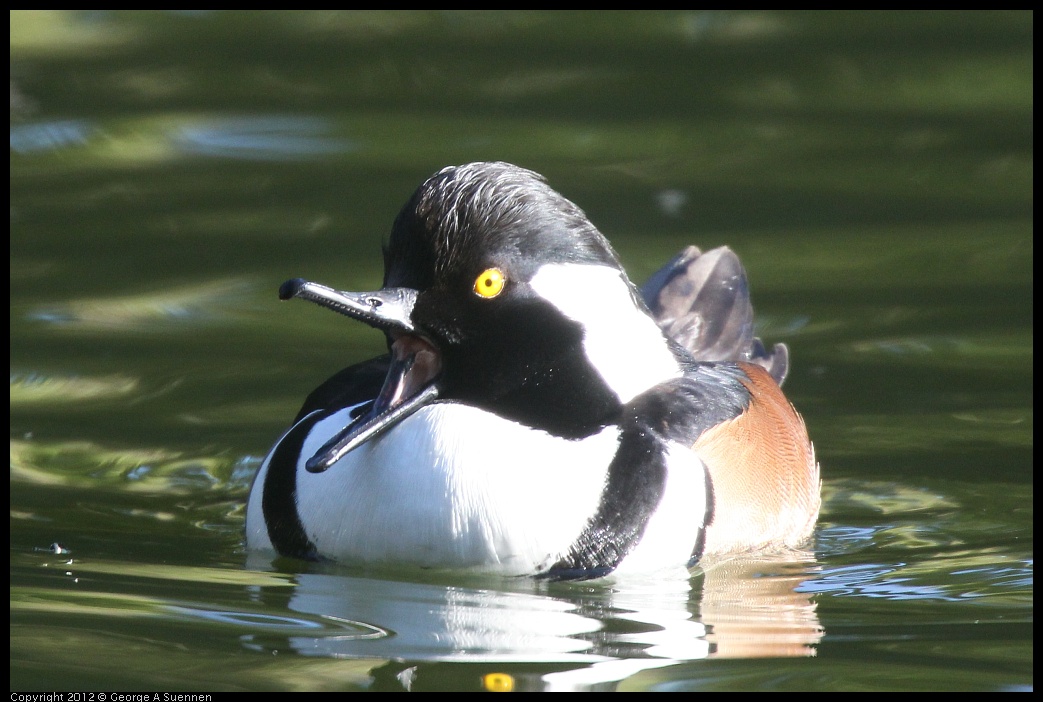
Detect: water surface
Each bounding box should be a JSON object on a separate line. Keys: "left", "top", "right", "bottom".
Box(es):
{"left": 11, "top": 10, "right": 1032, "bottom": 692}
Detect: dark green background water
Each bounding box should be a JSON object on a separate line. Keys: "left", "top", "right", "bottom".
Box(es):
{"left": 11, "top": 11, "right": 1032, "bottom": 691}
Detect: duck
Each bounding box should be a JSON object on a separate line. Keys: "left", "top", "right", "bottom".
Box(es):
{"left": 245, "top": 161, "right": 819, "bottom": 579}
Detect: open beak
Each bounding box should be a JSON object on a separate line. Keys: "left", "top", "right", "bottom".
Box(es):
{"left": 279, "top": 278, "right": 442, "bottom": 473}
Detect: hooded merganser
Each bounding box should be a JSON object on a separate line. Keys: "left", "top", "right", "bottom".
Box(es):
{"left": 245, "top": 162, "right": 819, "bottom": 579}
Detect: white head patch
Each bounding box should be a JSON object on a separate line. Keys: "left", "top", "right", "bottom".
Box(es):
{"left": 529, "top": 263, "right": 681, "bottom": 403}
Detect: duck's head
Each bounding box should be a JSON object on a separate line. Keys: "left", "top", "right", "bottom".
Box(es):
{"left": 281, "top": 162, "right": 680, "bottom": 472}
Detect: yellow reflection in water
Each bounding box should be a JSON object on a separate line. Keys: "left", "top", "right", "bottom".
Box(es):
{"left": 9, "top": 438, "right": 232, "bottom": 493}
{"left": 10, "top": 373, "right": 139, "bottom": 404}
{"left": 31, "top": 278, "right": 252, "bottom": 331}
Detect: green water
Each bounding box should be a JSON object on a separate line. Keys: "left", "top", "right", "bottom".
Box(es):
{"left": 10, "top": 11, "right": 1032, "bottom": 692}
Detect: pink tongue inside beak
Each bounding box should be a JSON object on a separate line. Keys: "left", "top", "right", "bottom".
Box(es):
{"left": 373, "top": 335, "right": 442, "bottom": 414}
{"left": 304, "top": 334, "right": 442, "bottom": 473}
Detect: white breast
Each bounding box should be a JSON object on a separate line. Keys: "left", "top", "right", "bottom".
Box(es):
{"left": 247, "top": 402, "right": 621, "bottom": 575}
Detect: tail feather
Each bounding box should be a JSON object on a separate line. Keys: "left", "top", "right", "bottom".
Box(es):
{"left": 641, "top": 246, "right": 789, "bottom": 385}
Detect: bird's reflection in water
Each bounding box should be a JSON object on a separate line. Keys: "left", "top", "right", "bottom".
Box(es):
{"left": 245, "top": 548, "right": 821, "bottom": 690}
{"left": 698, "top": 550, "right": 823, "bottom": 659}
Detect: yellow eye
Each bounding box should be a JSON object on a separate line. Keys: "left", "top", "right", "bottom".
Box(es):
{"left": 473, "top": 267, "right": 506, "bottom": 299}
